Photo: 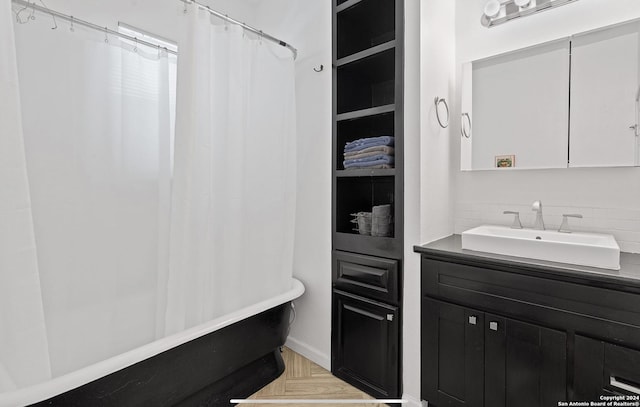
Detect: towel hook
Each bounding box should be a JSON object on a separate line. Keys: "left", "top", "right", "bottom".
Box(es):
{"left": 434, "top": 97, "right": 450, "bottom": 128}
{"left": 313, "top": 64, "right": 324, "bottom": 72}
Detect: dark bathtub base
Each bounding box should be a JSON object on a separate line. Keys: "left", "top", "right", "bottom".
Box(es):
{"left": 30, "top": 303, "right": 291, "bottom": 407}
{"left": 175, "top": 349, "right": 285, "bottom": 407}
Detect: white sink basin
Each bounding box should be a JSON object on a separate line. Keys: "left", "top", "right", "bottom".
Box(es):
{"left": 461, "top": 225, "right": 621, "bottom": 270}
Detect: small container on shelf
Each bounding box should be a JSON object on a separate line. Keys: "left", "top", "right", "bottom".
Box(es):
{"left": 350, "top": 212, "right": 372, "bottom": 235}
{"left": 371, "top": 204, "right": 393, "bottom": 237}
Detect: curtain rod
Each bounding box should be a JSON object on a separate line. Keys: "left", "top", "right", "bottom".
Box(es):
{"left": 11, "top": 0, "right": 297, "bottom": 60}
{"left": 179, "top": 0, "right": 298, "bottom": 60}
{"left": 11, "top": 0, "right": 178, "bottom": 56}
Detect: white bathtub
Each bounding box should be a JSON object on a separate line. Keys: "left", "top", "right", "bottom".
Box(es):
{"left": 1, "top": 278, "right": 304, "bottom": 407}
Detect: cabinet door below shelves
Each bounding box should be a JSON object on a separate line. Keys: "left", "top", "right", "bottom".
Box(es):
{"left": 484, "top": 313, "right": 567, "bottom": 407}
{"left": 422, "top": 297, "right": 484, "bottom": 406}
{"left": 332, "top": 291, "right": 399, "bottom": 398}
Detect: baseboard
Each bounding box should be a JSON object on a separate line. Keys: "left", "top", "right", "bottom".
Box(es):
{"left": 284, "top": 336, "right": 330, "bottom": 371}
{"left": 401, "top": 393, "right": 423, "bottom": 407}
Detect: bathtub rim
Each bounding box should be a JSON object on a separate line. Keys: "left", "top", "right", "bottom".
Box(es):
{"left": 0, "top": 278, "right": 304, "bottom": 407}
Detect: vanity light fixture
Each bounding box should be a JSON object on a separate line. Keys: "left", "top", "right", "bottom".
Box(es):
{"left": 484, "top": 0, "right": 501, "bottom": 18}
{"left": 481, "top": 0, "right": 580, "bottom": 28}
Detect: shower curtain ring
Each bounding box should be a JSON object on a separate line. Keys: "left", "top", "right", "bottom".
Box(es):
{"left": 104, "top": 27, "right": 109, "bottom": 43}
{"left": 134, "top": 37, "right": 138, "bottom": 53}
{"left": 14, "top": 1, "right": 29, "bottom": 24}
{"left": 70, "top": 16, "right": 74, "bottom": 32}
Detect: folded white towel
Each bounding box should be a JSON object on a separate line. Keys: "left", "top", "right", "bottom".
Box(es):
{"left": 344, "top": 145, "right": 395, "bottom": 158}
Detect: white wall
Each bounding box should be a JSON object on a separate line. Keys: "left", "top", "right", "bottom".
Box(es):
{"left": 454, "top": 0, "right": 640, "bottom": 254}
{"left": 403, "top": 0, "right": 422, "bottom": 404}
{"left": 421, "top": 0, "right": 456, "bottom": 248}
{"left": 404, "top": 0, "right": 457, "bottom": 405}
{"left": 250, "top": 0, "right": 333, "bottom": 370}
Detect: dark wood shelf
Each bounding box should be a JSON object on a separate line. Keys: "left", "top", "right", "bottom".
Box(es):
{"left": 336, "top": 0, "right": 363, "bottom": 13}
{"left": 337, "top": 104, "right": 395, "bottom": 122}
{"left": 337, "top": 46, "right": 395, "bottom": 114}
{"left": 334, "top": 232, "right": 401, "bottom": 259}
{"left": 337, "top": 40, "right": 396, "bottom": 67}
{"left": 336, "top": 168, "right": 396, "bottom": 177}
{"left": 337, "top": 0, "right": 395, "bottom": 59}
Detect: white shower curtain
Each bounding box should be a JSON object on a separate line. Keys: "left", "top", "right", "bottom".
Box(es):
{"left": 14, "top": 18, "right": 174, "bottom": 376}
{"left": 163, "top": 5, "right": 297, "bottom": 335}
{"left": 0, "top": 0, "right": 51, "bottom": 390}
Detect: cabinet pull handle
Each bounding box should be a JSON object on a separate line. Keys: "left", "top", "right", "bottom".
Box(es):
{"left": 610, "top": 377, "right": 640, "bottom": 395}
{"left": 343, "top": 304, "right": 384, "bottom": 321}
{"left": 489, "top": 321, "right": 499, "bottom": 331}
{"left": 468, "top": 316, "right": 477, "bottom": 325}
{"left": 387, "top": 314, "right": 394, "bottom": 321}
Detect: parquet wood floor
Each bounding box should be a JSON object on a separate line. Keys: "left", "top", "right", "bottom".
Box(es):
{"left": 242, "top": 347, "right": 375, "bottom": 407}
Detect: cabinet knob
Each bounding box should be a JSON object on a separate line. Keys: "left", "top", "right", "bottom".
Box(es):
{"left": 468, "top": 316, "right": 477, "bottom": 325}
{"left": 489, "top": 321, "right": 499, "bottom": 331}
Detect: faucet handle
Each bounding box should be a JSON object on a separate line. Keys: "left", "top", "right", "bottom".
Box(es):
{"left": 503, "top": 211, "right": 523, "bottom": 229}
{"left": 558, "top": 214, "right": 583, "bottom": 233}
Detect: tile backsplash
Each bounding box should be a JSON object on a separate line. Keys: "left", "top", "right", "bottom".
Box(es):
{"left": 454, "top": 202, "right": 640, "bottom": 254}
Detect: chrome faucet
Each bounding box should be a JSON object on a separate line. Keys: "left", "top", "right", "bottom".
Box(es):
{"left": 532, "top": 200, "right": 545, "bottom": 230}
{"left": 558, "top": 214, "right": 583, "bottom": 233}
{"left": 503, "top": 211, "right": 523, "bottom": 229}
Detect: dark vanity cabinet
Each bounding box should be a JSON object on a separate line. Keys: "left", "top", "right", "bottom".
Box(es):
{"left": 416, "top": 236, "right": 640, "bottom": 407}
{"left": 423, "top": 298, "right": 566, "bottom": 407}
{"left": 331, "top": 0, "right": 404, "bottom": 399}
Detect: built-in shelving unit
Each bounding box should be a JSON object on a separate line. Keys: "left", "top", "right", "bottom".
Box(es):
{"left": 331, "top": 0, "right": 403, "bottom": 399}
{"left": 332, "top": 0, "right": 403, "bottom": 254}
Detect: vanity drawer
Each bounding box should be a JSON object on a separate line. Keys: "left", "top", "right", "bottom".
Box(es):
{"left": 574, "top": 335, "right": 640, "bottom": 399}
{"left": 421, "top": 257, "right": 640, "bottom": 330}
{"left": 334, "top": 251, "right": 399, "bottom": 304}
{"left": 605, "top": 343, "right": 640, "bottom": 395}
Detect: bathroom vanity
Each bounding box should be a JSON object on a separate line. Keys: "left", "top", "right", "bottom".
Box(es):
{"left": 415, "top": 235, "right": 640, "bottom": 406}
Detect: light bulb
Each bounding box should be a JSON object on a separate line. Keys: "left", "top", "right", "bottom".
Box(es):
{"left": 484, "top": 0, "right": 501, "bottom": 18}
{"left": 514, "top": 0, "right": 531, "bottom": 7}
